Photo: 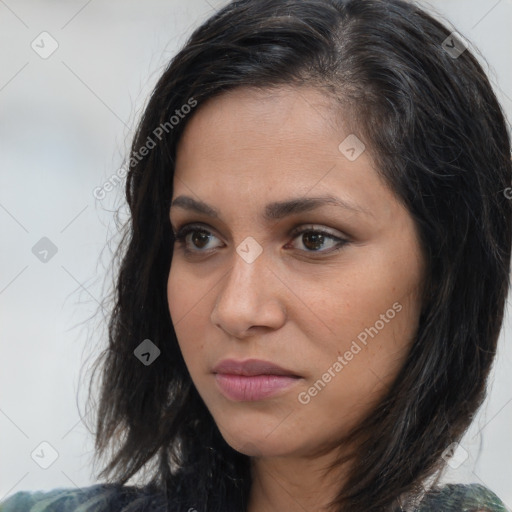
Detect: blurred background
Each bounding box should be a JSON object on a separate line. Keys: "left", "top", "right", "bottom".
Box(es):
{"left": 1, "top": 0, "right": 511, "bottom": 507}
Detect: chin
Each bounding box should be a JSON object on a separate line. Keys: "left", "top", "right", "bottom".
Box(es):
{"left": 226, "top": 435, "right": 295, "bottom": 458}
{"left": 213, "top": 417, "right": 299, "bottom": 458}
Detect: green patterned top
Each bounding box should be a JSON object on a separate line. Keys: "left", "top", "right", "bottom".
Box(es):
{"left": 0, "top": 482, "right": 509, "bottom": 511}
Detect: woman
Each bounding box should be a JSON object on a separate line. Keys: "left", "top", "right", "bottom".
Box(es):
{"left": 1, "top": 0, "right": 510, "bottom": 511}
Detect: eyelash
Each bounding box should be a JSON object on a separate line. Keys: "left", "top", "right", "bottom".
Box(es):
{"left": 172, "top": 223, "right": 349, "bottom": 257}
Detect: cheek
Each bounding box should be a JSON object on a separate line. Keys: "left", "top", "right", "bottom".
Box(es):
{"left": 166, "top": 263, "right": 182, "bottom": 321}
{"left": 305, "top": 260, "right": 421, "bottom": 397}
{"left": 167, "top": 262, "right": 215, "bottom": 380}
{"left": 167, "top": 264, "right": 197, "bottom": 357}
{"left": 167, "top": 260, "right": 205, "bottom": 326}
{"left": 289, "top": 305, "right": 418, "bottom": 442}
{"left": 303, "top": 271, "right": 399, "bottom": 354}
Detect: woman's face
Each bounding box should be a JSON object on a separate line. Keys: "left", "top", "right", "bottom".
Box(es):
{"left": 168, "top": 86, "right": 425, "bottom": 459}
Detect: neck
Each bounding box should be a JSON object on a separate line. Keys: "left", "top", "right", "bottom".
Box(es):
{"left": 246, "top": 453, "right": 348, "bottom": 512}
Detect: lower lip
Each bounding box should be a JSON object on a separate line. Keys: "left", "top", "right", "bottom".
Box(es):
{"left": 214, "top": 373, "right": 301, "bottom": 401}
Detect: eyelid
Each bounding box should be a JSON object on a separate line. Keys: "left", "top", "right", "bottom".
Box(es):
{"left": 173, "top": 222, "right": 218, "bottom": 239}
{"left": 289, "top": 224, "right": 347, "bottom": 240}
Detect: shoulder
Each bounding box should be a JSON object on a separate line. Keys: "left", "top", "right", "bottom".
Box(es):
{"left": 416, "top": 483, "right": 509, "bottom": 512}
{"left": 0, "top": 483, "right": 169, "bottom": 512}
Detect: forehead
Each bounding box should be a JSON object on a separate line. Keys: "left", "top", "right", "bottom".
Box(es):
{"left": 172, "top": 85, "right": 396, "bottom": 223}
{"left": 176, "top": 85, "right": 343, "bottom": 162}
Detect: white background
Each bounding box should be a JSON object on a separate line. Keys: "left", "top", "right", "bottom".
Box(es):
{"left": 1, "top": 0, "right": 511, "bottom": 508}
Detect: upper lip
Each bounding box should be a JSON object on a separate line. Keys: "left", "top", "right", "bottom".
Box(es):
{"left": 212, "top": 358, "right": 301, "bottom": 377}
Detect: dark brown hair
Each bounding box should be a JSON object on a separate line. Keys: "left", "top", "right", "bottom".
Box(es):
{"left": 84, "top": 1, "right": 512, "bottom": 511}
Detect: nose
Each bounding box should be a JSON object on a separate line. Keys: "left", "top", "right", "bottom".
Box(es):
{"left": 210, "top": 248, "right": 287, "bottom": 338}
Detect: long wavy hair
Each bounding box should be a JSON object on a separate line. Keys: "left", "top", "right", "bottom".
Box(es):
{"left": 83, "top": 1, "right": 512, "bottom": 511}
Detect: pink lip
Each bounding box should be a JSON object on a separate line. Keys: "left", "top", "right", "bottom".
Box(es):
{"left": 212, "top": 358, "right": 302, "bottom": 401}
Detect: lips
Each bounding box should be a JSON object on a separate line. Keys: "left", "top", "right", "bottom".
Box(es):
{"left": 212, "top": 358, "right": 301, "bottom": 377}
{"left": 212, "top": 358, "right": 302, "bottom": 401}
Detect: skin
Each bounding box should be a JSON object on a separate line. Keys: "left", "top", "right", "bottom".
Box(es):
{"left": 167, "top": 85, "right": 426, "bottom": 512}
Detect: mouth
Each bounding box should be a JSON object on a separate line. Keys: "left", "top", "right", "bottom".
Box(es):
{"left": 212, "top": 358, "right": 301, "bottom": 377}
{"left": 212, "top": 358, "right": 302, "bottom": 401}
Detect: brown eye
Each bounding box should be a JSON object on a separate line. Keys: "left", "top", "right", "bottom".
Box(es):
{"left": 301, "top": 231, "right": 328, "bottom": 251}
{"left": 289, "top": 227, "right": 349, "bottom": 254}
{"left": 174, "top": 225, "right": 222, "bottom": 253}
{"left": 189, "top": 230, "right": 211, "bottom": 249}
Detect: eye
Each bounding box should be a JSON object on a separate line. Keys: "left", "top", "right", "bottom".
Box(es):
{"left": 287, "top": 225, "right": 349, "bottom": 254}
{"left": 173, "top": 224, "right": 222, "bottom": 254}
{"left": 172, "top": 223, "right": 349, "bottom": 256}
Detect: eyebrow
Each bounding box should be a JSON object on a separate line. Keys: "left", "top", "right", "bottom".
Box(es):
{"left": 170, "top": 194, "right": 372, "bottom": 220}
